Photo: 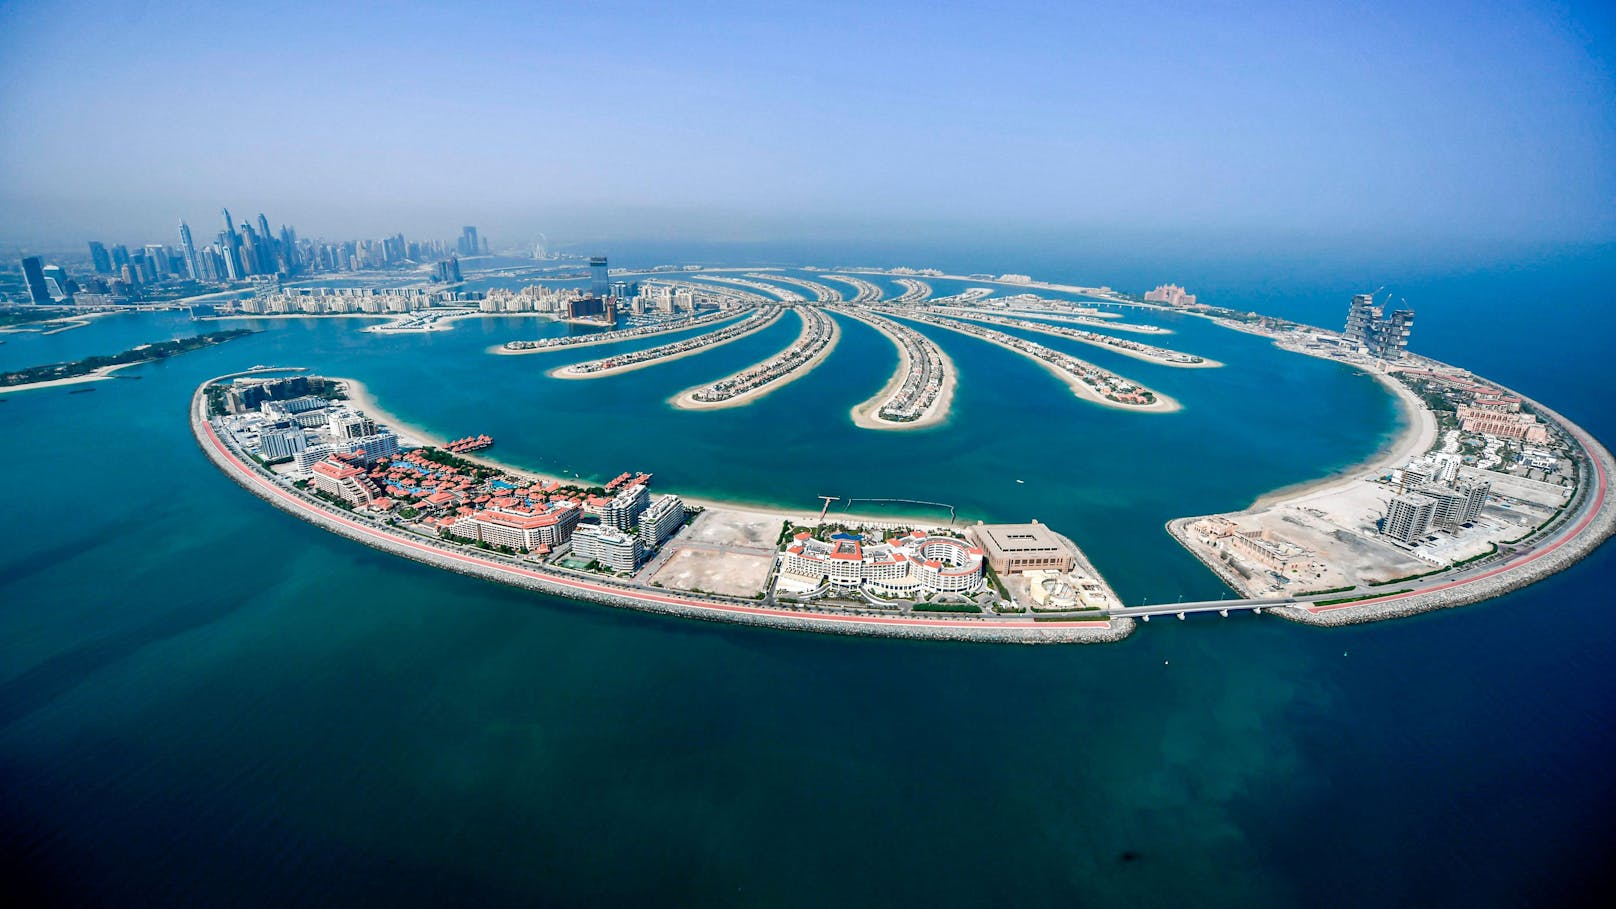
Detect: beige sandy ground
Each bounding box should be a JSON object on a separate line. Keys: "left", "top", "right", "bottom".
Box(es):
{"left": 0, "top": 360, "right": 143, "bottom": 394}
{"left": 888, "top": 312, "right": 1181, "bottom": 413}
{"left": 670, "top": 309, "right": 841, "bottom": 410}
{"left": 489, "top": 310, "right": 742, "bottom": 355}
{"left": 547, "top": 307, "right": 785, "bottom": 379}
{"left": 1, "top": 309, "right": 134, "bottom": 336}
{"left": 338, "top": 375, "right": 950, "bottom": 529}
{"left": 836, "top": 309, "right": 957, "bottom": 430}
{"left": 937, "top": 310, "right": 1222, "bottom": 368}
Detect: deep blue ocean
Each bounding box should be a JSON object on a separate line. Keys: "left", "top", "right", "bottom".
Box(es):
{"left": 2, "top": 240, "right": 1613, "bottom": 907}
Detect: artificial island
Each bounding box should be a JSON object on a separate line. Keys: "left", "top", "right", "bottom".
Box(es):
{"left": 182, "top": 265, "right": 1615, "bottom": 643}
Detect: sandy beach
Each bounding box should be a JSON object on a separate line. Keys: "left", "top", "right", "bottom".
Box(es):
{"left": 939, "top": 311, "right": 1222, "bottom": 368}
{"left": 491, "top": 310, "right": 742, "bottom": 356}
{"left": 338, "top": 374, "right": 944, "bottom": 528}
{"left": 1248, "top": 366, "right": 1437, "bottom": 510}
{"left": 839, "top": 309, "right": 957, "bottom": 430}
{"left": 0, "top": 360, "right": 142, "bottom": 395}
{"left": 670, "top": 310, "right": 840, "bottom": 410}
{"left": 548, "top": 308, "right": 785, "bottom": 379}
{"left": 891, "top": 313, "right": 1181, "bottom": 413}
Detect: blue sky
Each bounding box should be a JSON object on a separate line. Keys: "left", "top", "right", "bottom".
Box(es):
{"left": 1, "top": 0, "right": 1613, "bottom": 255}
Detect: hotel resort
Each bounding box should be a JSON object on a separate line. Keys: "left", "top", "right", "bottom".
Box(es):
{"left": 777, "top": 529, "right": 987, "bottom": 596}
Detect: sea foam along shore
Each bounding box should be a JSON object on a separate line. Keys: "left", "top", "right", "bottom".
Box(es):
{"left": 194, "top": 374, "right": 1131, "bottom": 644}
{"left": 838, "top": 308, "right": 957, "bottom": 431}
{"left": 670, "top": 307, "right": 841, "bottom": 411}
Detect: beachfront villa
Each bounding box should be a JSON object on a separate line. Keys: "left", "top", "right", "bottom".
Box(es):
{"left": 778, "top": 530, "right": 987, "bottom": 596}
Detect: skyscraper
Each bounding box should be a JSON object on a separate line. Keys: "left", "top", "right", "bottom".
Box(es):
{"left": 88, "top": 241, "right": 112, "bottom": 275}
{"left": 1343, "top": 292, "right": 1415, "bottom": 361}
{"left": 459, "top": 226, "right": 479, "bottom": 257}
{"left": 221, "top": 209, "right": 243, "bottom": 281}
{"left": 590, "top": 256, "right": 609, "bottom": 298}
{"left": 20, "top": 256, "right": 51, "bottom": 304}
{"left": 178, "top": 221, "right": 199, "bottom": 280}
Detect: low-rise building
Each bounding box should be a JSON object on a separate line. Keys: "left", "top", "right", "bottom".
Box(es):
{"left": 966, "top": 522, "right": 1074, "bottom": 574}
{"left": 311, "top": 459, "right": 377, "bottom": 506}
{"left": 780, "top": 530, "right": 986, "bottom": 596}
{"left": 450, "top": 501, "right": 581, "bottom": 552}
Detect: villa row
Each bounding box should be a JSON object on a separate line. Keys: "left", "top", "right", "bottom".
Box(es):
{"left": 556, "top": 305, "right": 784, "bottom": 376}
{"left": 893, "top": 279, "right": 932, "bottom": 303}
{"left": 943, "top": 312, "right": 1215, "bottom": 366}
{"left": 502, "top": 306, "right": 739, "bottom": 352}
{"left": 838, "top": 308, "right": 948, "bottom": 422}
{"left": 746, "top": 273, "right": 842, "bottom": 302}
{"left": 819, "top": 274, "right": 883, "bottom": 303}
{"left": 891, "top": 310, "right": 1165, "bottom": 408}
{"left": 696, "top": 275, "right": 808, "bottom": 302}
{"left": 687, "top": 306, "right": 837, "bottom": 405}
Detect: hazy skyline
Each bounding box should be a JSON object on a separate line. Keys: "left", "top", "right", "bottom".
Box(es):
{"left": 2, "top": 0, "right": 1613, "bottom": 256}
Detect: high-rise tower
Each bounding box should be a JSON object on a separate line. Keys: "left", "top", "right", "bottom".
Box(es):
{"left": 88, "top": 241, "right": 112, "bottom": 275}
{"left": 178, "top": 221, "right": 199, "bottom": 280}
{"left": 589, "top": 256, "right": 609, "bottom": 298}
{"left": 20, "top": 256, "right": 52, "bottom": 304}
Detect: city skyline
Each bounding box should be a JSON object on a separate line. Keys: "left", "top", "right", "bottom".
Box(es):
{"left": 1, "top": 1, "right": 1613, "bottom": 257}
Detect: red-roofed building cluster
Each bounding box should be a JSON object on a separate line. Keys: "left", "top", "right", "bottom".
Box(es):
{"left": 779, "top": 529, "right": 985, "bottom": 596}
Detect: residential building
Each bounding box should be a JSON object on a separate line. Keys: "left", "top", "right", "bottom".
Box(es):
{"left": 638, "top": 494, "right": 686, "bottom": 548}
{"left": 572, "top": 523, "right": 644, "bottom": 571}
{"left": 1384, "top": 492, "right": 1437, "bottom": 543}
{"left": 259, "top": 427, "right": 307, "bottom": 461}
{"left": 601, "top": 483, "right": 649, "bottom": 531}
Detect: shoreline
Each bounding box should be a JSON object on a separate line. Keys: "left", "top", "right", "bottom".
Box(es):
{"left": 839, "top": 309, "right": 957, "bottom": 431}
{"left": 0, "top": 359, "right": 142, "bottom": 395}
{"left": 547, "top": 307, "right": 785, "bottom": 379}
{"left": 339, "top": 374, "right": 951, "bottom": 528}
{"left": 890, "top": 311, "right": 1181, "bottom": 413}
{"left": 940, "top": 310, "right": 1221, "bottom": 368}
{"left": 670, "top": 309, "right": 840, "bottom": 410}
{"left": 1249, "top": 367, "right": 1436, "bottom": 510}
{"left": 490, "top": 310, "right": 742, "bottom": 355}
{"left": 194, "top": 375, "right": 1128, "bottom": 643}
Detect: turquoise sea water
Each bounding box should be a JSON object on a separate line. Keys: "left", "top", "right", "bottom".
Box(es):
{"left": 2, "top": 250, "right": 1613, "bottom": 906}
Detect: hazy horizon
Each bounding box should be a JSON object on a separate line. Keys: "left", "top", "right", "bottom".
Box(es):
{"left": 3, "top": 0, "right": 1614, "bottom": 259}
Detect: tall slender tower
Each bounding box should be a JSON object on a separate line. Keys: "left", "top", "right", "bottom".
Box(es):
{"left": 221, "top": 208, "right": 243, "bottom": 280}
{"left": 178, "top": 220, "right": 199, "bottom": 280}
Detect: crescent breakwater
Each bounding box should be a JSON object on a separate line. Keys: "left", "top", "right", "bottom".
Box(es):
{"left": 937, "top": 311, "right": 1220, "bottom": 367}
{"left": 887, "top": 309, "right": 1179, "bottom": 412}
{"left": 496, "top": 308, "right": 742, "bottom": 355}
{"left": 549, "top": 306, "right": 783, "bottom": 378}
{"left": 673, "top": 306, "right": 839, "bottom": 410}
{"left": 190, "top": 374, "right": 1128, "bottom": 644}
{"left": 836, "top": 306, "right": 956, "bottom": 429}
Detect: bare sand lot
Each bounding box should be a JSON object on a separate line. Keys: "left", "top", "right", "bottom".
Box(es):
{"left": 648, "top": 546, "right": 775, "bottom": 597}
